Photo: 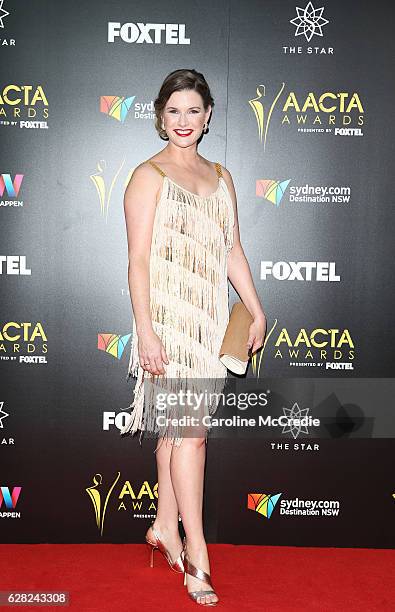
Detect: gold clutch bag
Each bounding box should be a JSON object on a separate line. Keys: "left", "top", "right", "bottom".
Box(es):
{"left": 219, "top": 301, "right": 254, "bottom": 375}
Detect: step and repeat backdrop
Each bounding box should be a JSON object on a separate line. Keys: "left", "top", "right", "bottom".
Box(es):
{"left": 1, "top": 1, "right": 394, "bottom": 547}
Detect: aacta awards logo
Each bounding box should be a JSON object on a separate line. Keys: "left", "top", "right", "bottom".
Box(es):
{"left": 0, "top": 84, "right": 49, "bottom": 129}
{"left": 273, "top": 325, "right": 355, "bottom": 369}
{"left": 86, "top": 472, "right": 158, "bottom": 535}
{"left": 249, "top": 84, "right": 364, "bottom": 151}
{"left": 0, "top": 322, "right": 48, "bottom": 365}
{"left": 251, "top": 319, "right": 355, "bottom": 376}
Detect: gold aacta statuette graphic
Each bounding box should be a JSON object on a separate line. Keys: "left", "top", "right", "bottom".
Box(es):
{"left": 90, "top": 159, "right": 125, "bottom": 223}
{"left": 248, "top": 83, "right": 285, "bottom": 152}
{"left": 86, "top": 472, "right": 121, "bottom": 536}
{"left": 251, "top": 318, "right": 278, "bottom": 379}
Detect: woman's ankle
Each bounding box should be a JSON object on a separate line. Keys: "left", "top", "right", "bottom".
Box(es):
{"left": 184, "top": 534, "right": 207, "bottom": 552}
{"left": 152, "top": 519, "right": 180, "bottom": 536}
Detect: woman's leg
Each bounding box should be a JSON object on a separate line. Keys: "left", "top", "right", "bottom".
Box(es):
{"left": 148, "top": 437, "right": 183, "bottom": 562}
{"left": 170, "top": 437, "right": 218, "bottom": 605}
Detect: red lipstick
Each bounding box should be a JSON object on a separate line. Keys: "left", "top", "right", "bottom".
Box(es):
{"left": 174, "top": 129, "right": 193, "bottom": 137}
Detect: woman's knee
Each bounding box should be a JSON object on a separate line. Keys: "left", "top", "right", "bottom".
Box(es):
{"left": 180, "top": 436, "right": 206, "bottom": 450}
{"left": 155, "top": 437, "right": 173, "bottom": 459}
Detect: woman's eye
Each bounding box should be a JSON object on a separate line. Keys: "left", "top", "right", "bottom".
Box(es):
{"left": 167, "top": 109, "right": 199, "bottom": 114}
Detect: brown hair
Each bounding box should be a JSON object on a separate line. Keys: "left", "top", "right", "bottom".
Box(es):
{"left": 154, "top": 69, "right": 215, "bottom": 140}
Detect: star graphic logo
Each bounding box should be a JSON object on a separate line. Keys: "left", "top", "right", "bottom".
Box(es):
{"left": 0, "top": 0, "right": 9, "bottom": 29}
{"left": 0, "top": 401, "right": 9, "bottom": 428}
{"left": 290, "top": 2, "right": 329, "bottom": 42}
{"left": 282, "top": 402, "right": 310, "bottom": 439}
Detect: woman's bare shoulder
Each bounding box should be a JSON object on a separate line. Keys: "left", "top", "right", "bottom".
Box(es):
{"left": 124, "top": 159, "right": 164, "bottom": 207}
{"left": 132, "top": 158, "right": 159, "bottom": 177}
{"left": 126, "top": 158, "right": 163, "bottom": 187}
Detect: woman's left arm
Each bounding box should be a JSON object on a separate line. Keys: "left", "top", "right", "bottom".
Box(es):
{"left": 223, "top": 167, "right": 267, "bottom": 355}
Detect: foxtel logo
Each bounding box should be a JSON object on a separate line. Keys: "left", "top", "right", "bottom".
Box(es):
{"left": 260, "top": 261, "right": 340, "bottom": 281}
{"left": 0, "top": 255, "right": 31, "bottom": 275}
{"left": 108, "top": 22, "right": 190, "bottom": 45}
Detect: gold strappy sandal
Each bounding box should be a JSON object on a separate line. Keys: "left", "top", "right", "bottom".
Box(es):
{"left": 183, "top": 539, "right": 218, "bottom": 606}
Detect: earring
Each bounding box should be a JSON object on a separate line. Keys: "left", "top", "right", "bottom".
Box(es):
{"left": 203, "top": 123, "right": 208, "bottom": 133}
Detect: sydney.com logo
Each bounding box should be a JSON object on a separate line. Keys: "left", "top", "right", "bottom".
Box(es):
{"left": 247, "top": 492, "right": 340, "bottom": 518}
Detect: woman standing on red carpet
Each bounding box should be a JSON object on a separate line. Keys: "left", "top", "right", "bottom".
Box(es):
{"left": 122, "top": 68, "right": 266, "bottom": 606}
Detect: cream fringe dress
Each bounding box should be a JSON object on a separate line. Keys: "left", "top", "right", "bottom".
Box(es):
{"left": 120, "top": 159, "right": 235, "bottom": 446}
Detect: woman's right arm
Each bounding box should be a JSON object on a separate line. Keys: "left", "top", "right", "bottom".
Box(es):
{"left": 123, "top": 163, "right": 169, "bottom": 376}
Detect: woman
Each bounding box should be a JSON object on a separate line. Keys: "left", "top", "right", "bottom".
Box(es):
{"left": 122, "top": 69, "right": 266, "bottom": 606}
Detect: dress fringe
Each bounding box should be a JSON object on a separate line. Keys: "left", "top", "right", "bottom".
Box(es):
{"left": 120, "top": 165, "right": 235, "bottom": 446}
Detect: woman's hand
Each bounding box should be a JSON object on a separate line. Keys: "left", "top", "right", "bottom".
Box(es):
{"left": 247, "top": 314, "right": 267, "bottom": 356}
{"left": 138, "top": 329, "right": 169, "bottom": 375}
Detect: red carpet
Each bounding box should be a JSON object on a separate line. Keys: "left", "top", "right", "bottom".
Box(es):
{"left": 0, "top": 544, "right": 394, "bottom": 611}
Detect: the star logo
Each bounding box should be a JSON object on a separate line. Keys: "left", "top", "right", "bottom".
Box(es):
{"left": 282, "top": 402, "right": 309, "bottom": 439}
{"left": 0, "top": 401, "right": 9, "bottom": 428}
{"left": 0, "top": 0, "right": 9, "bottom": 29}
{"left": 290, "top": 2, "right": 329, "bottom": 42}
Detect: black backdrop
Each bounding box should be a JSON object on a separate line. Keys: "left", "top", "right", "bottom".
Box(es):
{"left": 1, "top": 0, "right": 394, "bottom": 547}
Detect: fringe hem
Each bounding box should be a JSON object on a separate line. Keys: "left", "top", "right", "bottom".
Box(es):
{"left": 120, "top": 357, "right": 230, "bottom": 449}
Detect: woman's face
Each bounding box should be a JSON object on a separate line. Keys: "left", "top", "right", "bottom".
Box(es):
{"left": 162, "top": 89, "right": 211, "bottom": 146}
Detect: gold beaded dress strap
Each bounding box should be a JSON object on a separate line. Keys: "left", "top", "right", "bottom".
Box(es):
{"left": 148, "top": 160, "right": 167, "bottom": 177}
{"left": 214, "top": 162, "right": 223, "bottom": 178}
